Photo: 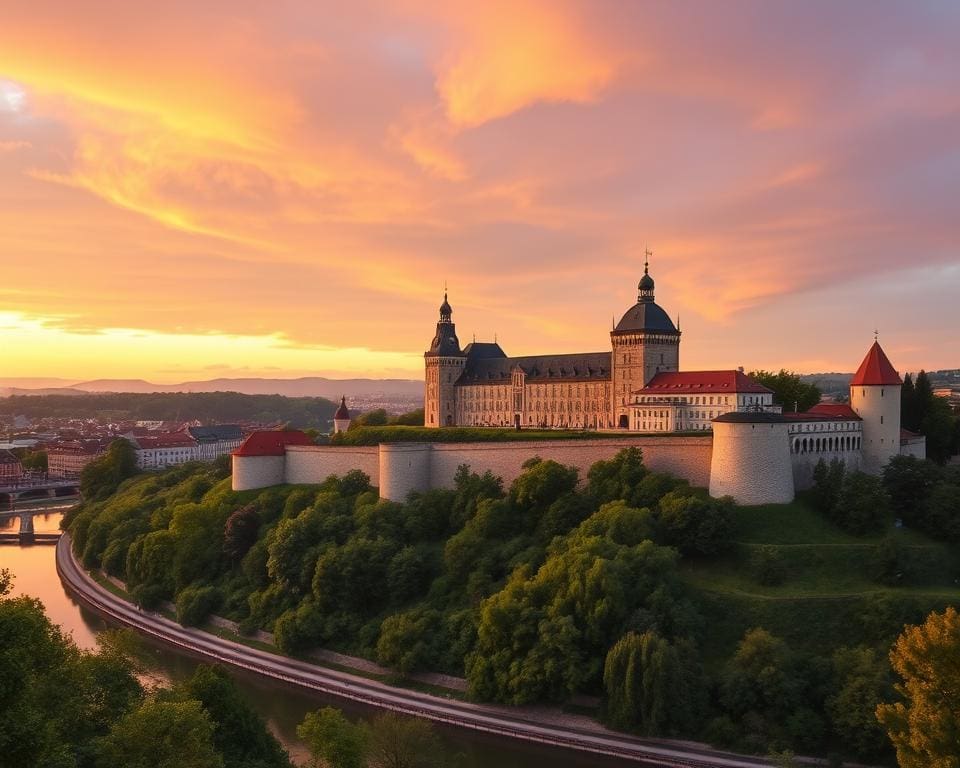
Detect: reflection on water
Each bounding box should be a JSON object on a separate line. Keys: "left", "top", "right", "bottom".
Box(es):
{"left": 3, "top": 511, "right": 627, "bottom": 768}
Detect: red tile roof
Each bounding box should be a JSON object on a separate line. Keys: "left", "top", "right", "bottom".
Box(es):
{"left": 900, "top": 428, "right": 923, "bottom": 440}
{"left": 638, "top": 370, "right": 772, "bottom": 395}
{"left": 233, "top": 430, "right": 313, "bottom": 457}
{"left": 804, "top": 403, "right": 861, "bottom": 420}
{"left": 850, "top": 341, "right": 902, "bottom": 386}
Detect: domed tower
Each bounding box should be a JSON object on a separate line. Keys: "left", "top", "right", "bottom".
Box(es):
{"left": 333, "top": 396, "right": 351, "bottom": 434}
{"left": 610, "top": 252, "right": 681, "bottom": 427}
{"left": 849, "top": 339, "right": 902, "bottom": 474}
{"left": 424, "top": 292, "right": 465, "bottom": 428}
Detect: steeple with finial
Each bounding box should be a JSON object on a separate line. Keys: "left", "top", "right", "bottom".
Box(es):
{"left": 426, "top": 284, "right": 462, "bottom": 358}
{"left": 638, "top": 247, "right": 655, "bottom": 302}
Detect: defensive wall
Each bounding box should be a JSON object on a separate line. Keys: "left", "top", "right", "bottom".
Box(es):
{"left": 234, "top": 436, "right": 715, "bottom": 501}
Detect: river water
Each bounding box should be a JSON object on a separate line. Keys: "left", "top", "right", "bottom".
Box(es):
{"left": 1, "top": 506, "right": 625, "bottom": 767}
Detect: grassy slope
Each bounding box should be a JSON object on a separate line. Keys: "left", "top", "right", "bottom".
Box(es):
{"left": 679, "top": 499, "right": 960, "bottom": 663}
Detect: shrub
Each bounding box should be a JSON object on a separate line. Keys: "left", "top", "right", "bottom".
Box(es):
{"left": 751, "top": 545, "right": 787, "bottom": 586}
{"left": 175, "top": 585, "right": 221, "bottom": 627}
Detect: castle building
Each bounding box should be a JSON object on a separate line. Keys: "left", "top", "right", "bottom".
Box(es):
{"left": 231, "top": 259, "right": 927, "bottom": 508}
{"left": 425, "top": 257, "right": 772, "bottom": 432}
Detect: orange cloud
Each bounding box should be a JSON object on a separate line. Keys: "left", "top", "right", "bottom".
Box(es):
{"left": 433, "top": 1, "right": 617, "bottom": 127}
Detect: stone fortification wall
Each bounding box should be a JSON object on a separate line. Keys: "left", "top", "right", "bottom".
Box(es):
{"left": 421, "top": 437, "right": 713, "bottom": 500}
{"left": 232, "top": 455, "right": 286, "bottom": 491}
{"left": 710, "top": 421, "right": 795, "bottom": 505}
{"left": 284, "top": 445, "right": 380, "bottom": 486}
{"left": 233, "top": 436, "right": 714, "bottom": 500}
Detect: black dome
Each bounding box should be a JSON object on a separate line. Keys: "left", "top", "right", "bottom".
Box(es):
{"left": 614, "top": 301, "right": 678, "bottom": 333}
{"left": 638, "top": 272, "right": 654, "bottom": 292}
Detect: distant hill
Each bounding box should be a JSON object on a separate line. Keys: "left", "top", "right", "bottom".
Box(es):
{"left": 0, "top": 376, "right": 424, "bottom": 399}
{"left": 800, "top": 373, "right": 853, "bottom": 397}
{"left": 0, "top": 391, "right": 341, "bottom": 428}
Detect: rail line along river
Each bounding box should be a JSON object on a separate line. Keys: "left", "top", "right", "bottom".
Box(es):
{"left": 2, "top": 508, "right": 630, "bottom": 767}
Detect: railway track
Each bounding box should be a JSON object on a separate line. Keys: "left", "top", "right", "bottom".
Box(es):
{"left": 57, "top": 534, "right": 785, "bottom": 767}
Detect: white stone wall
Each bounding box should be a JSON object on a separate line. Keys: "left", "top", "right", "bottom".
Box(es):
{"left": 379, "top": 443, "right": 432, "bottom": 501}
{"left": 284, "top": 445, "right": 379, "bottom": 485}
{"left": 232, "top": 455, "right": 285, "bottom": 491}
{"left": 900, "top": 436, "right": 926, "bottom": 460}
{"left": 710, "top": 421, "right": 795, "bottom": 505}
{"left": 851, "top": 384, "right": 902, "bottom": 474}
{"left": 425, "top": 436, "right": 713, "bottom": 493}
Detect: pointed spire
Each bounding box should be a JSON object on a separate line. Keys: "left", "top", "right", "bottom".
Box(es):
{"left": 644, "top": 247, "right": 652, "bottom": 275}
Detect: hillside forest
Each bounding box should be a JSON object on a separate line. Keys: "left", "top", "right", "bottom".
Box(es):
{"left": 65, "top": 447, "right": 960, "bottom": 764}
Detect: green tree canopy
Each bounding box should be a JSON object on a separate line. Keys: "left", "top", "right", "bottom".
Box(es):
{"left": 876, "top": 606, "right": 960, "bottom": 767}
{"left": 747, "top": 370, "right": 821, "bottom": 413}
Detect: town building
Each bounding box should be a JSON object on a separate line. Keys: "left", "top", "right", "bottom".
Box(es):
{"left": 47, "top": 439, "right": 110, "bottom": 478}
{"left": 186, "top": 425, "right": 244, "bottom": 461}
{"left": 127, "top": 433, "right": 199, "bottom": 470}
{"left": 0, "top": 449, "right": 24, "bottom": 482}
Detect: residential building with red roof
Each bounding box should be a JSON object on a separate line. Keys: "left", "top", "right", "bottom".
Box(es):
{"left": 629, "top": 370, "right": 777, "bottom": 432}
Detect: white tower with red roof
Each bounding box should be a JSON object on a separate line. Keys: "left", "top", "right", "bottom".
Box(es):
{"left": 849, "top": 339, "right": 902, "bottom": 474}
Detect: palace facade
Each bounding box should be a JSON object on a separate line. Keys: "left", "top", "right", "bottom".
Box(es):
{"left": 424, "top": 258, "right": 777, "bottom": 431}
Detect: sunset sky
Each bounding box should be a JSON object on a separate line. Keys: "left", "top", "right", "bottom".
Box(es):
{"left": 1, "top": 1, "right": 958, "bottom": 383}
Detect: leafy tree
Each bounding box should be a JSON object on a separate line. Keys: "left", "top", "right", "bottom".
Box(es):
{"left": 176, "top": 585, "right": 221, "bottom": 627}
{"left": 81, "top": 438, "right": 139, "bottom": 501}
{"left": 586, "top": 447, "right": 647, "bottom": 506}
{"left": 224, "top": 505, "right": 261, "bottom": 562}
{"left": 602, "top": 631, "right": 704, "bottom": 736}
{"left": 467, "top": 509, "right": 682, "bottom": 704}
{"left": 391, "top": 409, "right": 425, "bottom": 426}
{"left": 657, "top": 491, "right": 734, "bottom": 556}
{"left": 508, "top": 458, "right": 579, "bottom": 524}
{"left": 365, "top": 712, "right": 444, "bottom": 768}
{"left": 921, "top": 482, "right": 960, "bottom": 542}
{"left": 833, "top": 471, "right": 890, "bottom": 535}
{"left": 93, "top": 698, "right": 224, "bottom": 768}
{"left": 376, "top": 608, "right": 441, "bottom": 677}
{"left": 809, "top": 458, "right": 845, "bottom": 517}
{"left": 876, "top": 606, "right": 960, "bottom": 767}
{"left": 297, "top": 707, "right": 367, "bottom": 768}
{"left": 14, "top": 448, "right": 47, "bottom": 472}
{"left": 719, "top": 628, "right": 808, "bottom": 751}
{"left": 882, "top": 455, "right": 943, "bottom": 525}
{"left": 350, "top": 408, "right": 390, "bottom": 428}
{"left": 901, "top": 373, "right": 920, "bottom": 432}
{"left": 387, "top": 545, "right": 436, "bottom": 604}
{"left": 748, "top": 370, "right": 821, "bottom": 413}
{"left": 750, "top": 545, "right": 787, "bottom": 586}
{"left": 178, "top": 665, "right": 292, "bottom": 768}
{"left": 826, "top": 646, "right": 891, "bottom": 761}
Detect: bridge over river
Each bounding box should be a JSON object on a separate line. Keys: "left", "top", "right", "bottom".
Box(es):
{"left": 0, "top": 483, "right": 78, "bottom": 544}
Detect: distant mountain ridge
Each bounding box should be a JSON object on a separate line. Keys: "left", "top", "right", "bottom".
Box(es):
{"left": 0, "top": 376, "right": 424, "bottom": 399}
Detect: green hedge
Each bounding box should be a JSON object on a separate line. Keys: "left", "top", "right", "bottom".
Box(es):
{"left": 330, "top": 425, "right": 701, "bottom": 445}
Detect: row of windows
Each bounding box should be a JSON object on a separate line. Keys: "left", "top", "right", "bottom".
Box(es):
{"left": 792, "top": 436, "right": 861, "bottom": 454}
{"left": 788, "top": 422, "right": 861, "bottom": 433}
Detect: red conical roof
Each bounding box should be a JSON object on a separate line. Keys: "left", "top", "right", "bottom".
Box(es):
{"left": 850, "top": 341, "right": 902, "bottom": 386}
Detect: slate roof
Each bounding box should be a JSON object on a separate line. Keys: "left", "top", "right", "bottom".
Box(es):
{"left": 614, "top": 301, "right": 679, "bottom": 334}
{"left": 851, "top": 342, "right": 902, "bottom": 386}
{"left": 459, "top": 351, "right": 611, "bottom": 384}
{"left": 462, "top": 342, "right": 507, "bottom": 359}
{"left": 638, "top": 370, "right": 772, "bottom": 395}
{"left": 187, "top": 425, "right": 243, "bottom": 442}
{"left": 334, "top": 397, "right": 351, "bottom": 420}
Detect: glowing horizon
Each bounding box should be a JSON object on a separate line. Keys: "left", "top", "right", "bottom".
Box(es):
{"left": 2, "top": 2, "right": 958, "bottom": 382}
